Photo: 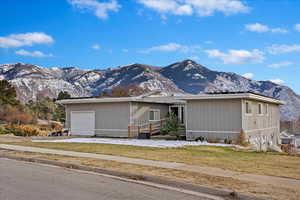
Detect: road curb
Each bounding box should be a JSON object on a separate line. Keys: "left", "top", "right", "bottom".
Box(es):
{"left": 0, "top": 152, "right": 269, "bottom": 200}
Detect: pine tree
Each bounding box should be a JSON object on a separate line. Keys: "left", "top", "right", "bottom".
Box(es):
{"left": 0, "top": 80, "right": 19, "bottom": 105}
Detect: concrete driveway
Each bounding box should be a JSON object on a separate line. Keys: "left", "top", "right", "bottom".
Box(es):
{"left": 0, "top": 158, "right": 207, "bottom": 200}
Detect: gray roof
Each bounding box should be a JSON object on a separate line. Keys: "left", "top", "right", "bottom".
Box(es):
{"left": 57, "top": 92, "right": 285, "bottom": 105}
{"left": 177, "top": 93, "right": 285, "bottom": 105}
{"left": 57, "top": 96, "right": 185, "bottom": 105}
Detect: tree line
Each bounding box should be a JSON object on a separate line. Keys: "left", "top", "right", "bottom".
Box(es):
{"left": 0, "top": 81, "right": 149, "bottom": 125}
{"left": 0, "top": 80, "right": 70, "bottom": 125}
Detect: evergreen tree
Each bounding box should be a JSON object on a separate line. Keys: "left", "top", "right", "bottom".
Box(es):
{"left": 53, "top": 91, "right": 71, "bottom": 122}
{"left": 57, "top": 91, "right": 71, "bottom": 100}
{"left": 0, "top": 80, "right": 19, "bottom": 105}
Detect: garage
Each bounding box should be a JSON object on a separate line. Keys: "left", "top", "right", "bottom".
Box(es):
{"left": 70, "top": 111, "right": 95, "bottom": 136}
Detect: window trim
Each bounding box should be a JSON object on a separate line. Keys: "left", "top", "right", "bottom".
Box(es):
{"left": 264, "top": 103, "right": 269, "bottom": 116}
{"left": 258, "top": 103, "right": 263, "bottom": 116}
{"left": 149, "top": 109, "right": 160, "bottom": 121}
{"left": 245, "top": 101, "right": 252, "bottom": 116}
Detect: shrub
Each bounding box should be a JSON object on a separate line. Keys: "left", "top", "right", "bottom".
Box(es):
{"left": 281, "top": 144, "right": 297, "bottom": 155}
{"left": 51, "top": 122, "right": 62, "bottom": 131}
{"left": 4, "top": 124, "right": 40, "bottom": 137}
{"left": 160, "top": 112, "right": 180, "bottom": 138}
{"left": 236, "top": 129, "right": 250, "bottom": 147}
{"left": 224, "top": 138, "right": 232, "bottom": 144}
{"left": 195, "top": 136, "right": 205, "bottom": 142}
{"left": 0, "top": 104, "right": 36, "bottom": 125}
{"left": 0, "top": 126, "right": 9, "bottom": 135}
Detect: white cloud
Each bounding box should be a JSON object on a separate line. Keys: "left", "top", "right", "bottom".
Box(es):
{"left": 15, "top": 49, "right": 53, "bottom": 57}
{"left": 136, "top": 0, "right": 250, "bottom": 17}
{"left": 141, "top": 42, "right": 201, "bottom": 53}
{"left": 271, "top": 28, "right": 288, "bottom": 34}
{"left": 68, "top": 0, "right": 121, "bottom": 19}
{"left": 245, "top": 23, "right": 288, "bottom": 34}
{"left": 136, "top": 0, "right": 193, "bottom": 16}
{"left": 0, "top": 32, "right": 54, "bottom": 48}
{"left": 245, "top": 23, "right": 269, "bottom": 33}
{"left": 242, "top": 73, "right": 254, "bottom": 79}
{"left": 268, "top": 61, "right": 293, "bottom": 69}
{"left": 269, "top": 79, "right": 285, "bottom": 84}
{"left": 92, "top": 44, "right": 101, "bottom": 50}
{"left": 267, "top": 44, "right": 300, "bottom": 55}
{"left": 294, "top": 24, "right": 300, "bottom": 32}
{"left": 205, "top": 49, "right": 265, "bottom": 64}
{"left": 122, "top": 49, "right": 129, "bottom": 53}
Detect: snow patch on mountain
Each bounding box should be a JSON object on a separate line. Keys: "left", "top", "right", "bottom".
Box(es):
{"left": 1, "top": 61, "right": 299, "bottom": 121}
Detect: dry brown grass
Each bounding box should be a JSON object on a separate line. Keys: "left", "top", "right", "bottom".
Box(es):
{"left": 4, "top": 141, "right": 300, "bottom": 179}
{"left": 2, "top": 150, "right": 300, "bottom": 200}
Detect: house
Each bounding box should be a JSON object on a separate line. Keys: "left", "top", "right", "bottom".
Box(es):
{"left": 179, "top": 92, "right": 285, "bottom": 150}
{"left": 58, "top": 91, "right": 285, "bottom": 149}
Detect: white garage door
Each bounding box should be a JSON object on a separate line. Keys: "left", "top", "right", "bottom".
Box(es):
{"left": 70, "top": 111, "right": 95, "bottom": 136}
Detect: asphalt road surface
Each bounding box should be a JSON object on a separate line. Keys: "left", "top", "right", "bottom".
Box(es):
{"left": 0, "top": 158, "right": 208, "bottom": 200}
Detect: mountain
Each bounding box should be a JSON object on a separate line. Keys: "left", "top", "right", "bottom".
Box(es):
{"left": 0, "top": 60, "right": 299, "bottom": 121}
{"left": 160, "top": 60, "right": 300, "bottom": 121}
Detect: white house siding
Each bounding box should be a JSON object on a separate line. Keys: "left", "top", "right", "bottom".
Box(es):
{"left": 65, "top": 102, "right": 130, "bottom": 137}
{"left": 185, "top": 99, "right": 242, "bottom": 140}
{"left": 241, "top": 99, "right": 281, "bottom": 150}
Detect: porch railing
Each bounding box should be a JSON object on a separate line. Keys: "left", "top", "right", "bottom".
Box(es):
{"left": 127, "top": 118, "right": 166, "bottom": 138}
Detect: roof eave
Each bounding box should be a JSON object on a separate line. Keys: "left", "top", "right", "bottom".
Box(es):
{"left": 176, "top": 93, "right": 286, "bottom": 105}
{"left": 57, "top": 98, "right": 184, "bottom": 105}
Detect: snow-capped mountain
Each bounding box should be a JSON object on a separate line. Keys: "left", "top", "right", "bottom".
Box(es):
{"left": 0, "top": 60, "right": 299, "bottom": 121}
{"left": 161, "top": 60, "right": 300, "bottom": 121}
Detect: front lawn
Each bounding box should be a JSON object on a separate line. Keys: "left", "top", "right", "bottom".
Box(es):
{"left": 3, "top": 141, "right": 300, "bottom": 179}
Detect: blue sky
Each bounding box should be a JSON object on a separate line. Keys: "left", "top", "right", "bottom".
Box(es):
{"left": 0, "top": 0, "right": 300, "bottom": 93}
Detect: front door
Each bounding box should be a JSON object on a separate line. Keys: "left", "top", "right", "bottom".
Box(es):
{"left": 170, "top": 107, "right": 179, "bottom": 117}
{"left": 169, "top": 106, "right": 185, "bottom": 124}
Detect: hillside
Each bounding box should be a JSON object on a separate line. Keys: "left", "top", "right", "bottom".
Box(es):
{"left": 1, "top": 60, "right": 299, "bottom": 121}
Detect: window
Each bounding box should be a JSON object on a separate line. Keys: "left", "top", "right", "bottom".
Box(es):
{"left": 264, "top": 104, "right": 269, "bottom": 115}
{"left": 245, "top": 101, "right": 252, "bottom": 114}
{"left": 258, "top": 103, "right": 263, "bottom": 115}
{"left": 149, "top": 109, "right": 160, "bottom": 121}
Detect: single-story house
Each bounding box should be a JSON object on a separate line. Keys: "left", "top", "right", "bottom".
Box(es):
{"left": 58, "top": 91, "right": 285, "bottom": 149}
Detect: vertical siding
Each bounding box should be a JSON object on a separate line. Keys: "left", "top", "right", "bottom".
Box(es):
{"left": 241, "top": 99, "right": 281, "bottom": 147}
{"left": 65, "top": 102, "right": 130, "bottom": 137}
{"left": 186, "top": 99, "right": 242, "bottom": 140}
{"left": 242, "top": 99, "right": 280, "bottom": 131}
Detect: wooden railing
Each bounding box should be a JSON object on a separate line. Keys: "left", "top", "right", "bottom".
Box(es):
{"left": 128, "top": 119, "right": 166, "bottom": 137}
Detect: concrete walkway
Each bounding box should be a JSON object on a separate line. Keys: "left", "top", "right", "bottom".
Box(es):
{"left": 1, "top": 144, "right": 299, "bottom": 189}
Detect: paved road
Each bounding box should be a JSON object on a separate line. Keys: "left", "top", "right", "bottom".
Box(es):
{"left": 0, "top": 158, "right": 205, "bottom": 200}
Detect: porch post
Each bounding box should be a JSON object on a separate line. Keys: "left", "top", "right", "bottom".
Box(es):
{"left": 178, "top": 106, "right": 182, "bottom": 123}
{"left": 149, "top": 123, "right": 152, "bottom": 134}
{"left": 138, "top": 126, "right": 141, "bottom": 135}
{"left": 128, "top": 126, "right": 131, "bottom": 138}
